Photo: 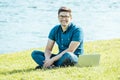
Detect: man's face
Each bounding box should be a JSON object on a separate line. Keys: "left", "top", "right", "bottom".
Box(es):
{"left": 58, "top": 12, "right": 72, "bottom": 27}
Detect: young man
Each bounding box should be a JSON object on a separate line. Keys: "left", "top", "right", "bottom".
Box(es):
{"left": 31, "top": 6, "right": 84, "bottom": 69}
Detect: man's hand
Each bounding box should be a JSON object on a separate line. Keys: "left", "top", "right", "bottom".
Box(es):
{"left": 43, "top": 58, "right": 54, "bottom": 68}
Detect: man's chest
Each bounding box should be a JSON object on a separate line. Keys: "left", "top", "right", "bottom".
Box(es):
{"left": 55, "top": 32, "right": 72, "bottom": 46}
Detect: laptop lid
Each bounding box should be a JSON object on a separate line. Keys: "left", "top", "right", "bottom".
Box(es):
{"left": 76, "top": 54, "right": 100, "bottom": 67}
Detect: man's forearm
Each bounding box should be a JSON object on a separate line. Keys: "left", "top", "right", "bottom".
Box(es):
{"left": 51, "top": 43, "right": 79, "bottom": 62}
{"left": 51, "top": 49, "right": 68, "bottom": 62}
{"left": 52, "top": 41, "right": 80, "bottom": 61}
{"left": 45, "top": 50, "right": 51, "bottom": 60}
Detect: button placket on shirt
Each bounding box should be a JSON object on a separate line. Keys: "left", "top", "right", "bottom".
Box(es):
{"left": 61, "top": 33, "right": 64, "bottom": 48}
{"left": 61, "top": 38, "right": 64, "bottom": 48}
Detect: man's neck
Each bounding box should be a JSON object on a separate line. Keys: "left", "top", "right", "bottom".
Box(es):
{"left": 61, "top": 25, "right": 68, "bottom": 32}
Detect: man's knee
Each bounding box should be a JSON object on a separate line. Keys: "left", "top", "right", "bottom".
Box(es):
{"left": 31, "top": 50, "right": 37, "bottom": 57}
{"left": 62, "top": 52, "right": 71, "bottom": 58}
{"left": 31, "top": 50, "right": 43, "bottom": 58}
{"left": 63, "top": 52, "right": 78, "bottom": 63}
{"left": 31, "top": 50, "right": 45, "bottom": 66}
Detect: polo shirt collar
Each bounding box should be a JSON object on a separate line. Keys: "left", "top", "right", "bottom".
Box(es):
{"left": 60, "top": 22, "right": 73, "bottom": 33}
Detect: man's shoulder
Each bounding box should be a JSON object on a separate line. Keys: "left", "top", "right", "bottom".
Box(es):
{"left": 71, "top": 23, "right": 83, "bottom": 31}
{"left": 51, "top": 24, "right": 60, "bottom": 30}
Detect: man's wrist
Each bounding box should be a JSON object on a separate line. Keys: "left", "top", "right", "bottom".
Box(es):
{"left": 51, "top": 57, "right": 56, "bottom": 62}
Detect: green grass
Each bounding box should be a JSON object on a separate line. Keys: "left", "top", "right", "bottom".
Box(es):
{"left": 0, "top": 39, "right": 120, "bottom": 80}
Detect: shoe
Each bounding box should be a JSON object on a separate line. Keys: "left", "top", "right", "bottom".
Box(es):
{"left": 47, "top": 65, "right": 56, "bottom": 69}
{"left": 35, "top": 66, "right": 42, "bottom": 69}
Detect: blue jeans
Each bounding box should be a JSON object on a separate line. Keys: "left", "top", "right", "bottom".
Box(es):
{"left": 31, "top": 50, "right": 78, "bottom": 67}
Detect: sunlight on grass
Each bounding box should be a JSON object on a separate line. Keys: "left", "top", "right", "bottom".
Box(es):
{"left": 0, "top": 39, "right": 120, "bottom": 80}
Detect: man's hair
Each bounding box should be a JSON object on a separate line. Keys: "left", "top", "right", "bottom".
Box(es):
{"left": 58, "top": 6, "right": 72, "bottom": 16}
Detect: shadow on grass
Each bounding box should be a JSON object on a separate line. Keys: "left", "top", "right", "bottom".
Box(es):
{"left": 0, "top": 67, "right": 60, "bottom": 75}
{"left": 0, "top": 66, "right": 76, "bottom": 75}
{"left": 0, "top": 68, "right": 35, "bottom": 75}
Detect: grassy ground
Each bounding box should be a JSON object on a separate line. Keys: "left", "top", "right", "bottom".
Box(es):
{"left": 0, "top": 39, "right": 120, "bottom": 80}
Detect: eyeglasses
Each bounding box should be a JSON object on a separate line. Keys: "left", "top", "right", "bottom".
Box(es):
{"left": 59, "top": 15, "right": 70, "bottom": 18}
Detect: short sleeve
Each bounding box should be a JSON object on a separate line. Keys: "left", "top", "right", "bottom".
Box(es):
{"left": 48, "top": 28, "right": 55, "bottom": 41}
{"left": 72, "top": 28, "right": 84, "bottom": 42}
{"left": 48, "top": 25, "right": 59, "bottom": 41}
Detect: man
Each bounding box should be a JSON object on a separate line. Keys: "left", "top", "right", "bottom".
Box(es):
{"left": 31, "top": 6, "right": 84, "bottom": 69}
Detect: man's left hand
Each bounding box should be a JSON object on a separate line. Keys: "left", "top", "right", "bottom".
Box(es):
{"left": 43, "top": 58, "right": 54, "bottom": 68}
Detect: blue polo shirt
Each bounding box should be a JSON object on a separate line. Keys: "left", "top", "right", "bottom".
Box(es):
{"left": 48, "top": 23, "right": 84, "bottom": 55}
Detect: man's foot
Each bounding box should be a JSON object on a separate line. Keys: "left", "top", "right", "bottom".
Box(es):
{"left": 35, "top": 66, "right": 42, "bottom": 69}
{"left": 35, "top": 65, "right": 56, "bottom": 70}
{"left": 47, "top": 65, "right": 56, "bottom": 69}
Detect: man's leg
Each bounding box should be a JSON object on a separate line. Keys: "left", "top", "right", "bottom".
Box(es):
{"left": 31, "top": 50, "right": 45, "bottom": 68}
{"left": 54, "top": 52, "right": 78, "bottom": 67}
{"left": 31, "top": 50, "right": 56, "bottom": 69}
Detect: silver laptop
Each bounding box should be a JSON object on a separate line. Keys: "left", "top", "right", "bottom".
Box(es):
{"left": 76, "top": 54, "right": 100, "bottom": 67}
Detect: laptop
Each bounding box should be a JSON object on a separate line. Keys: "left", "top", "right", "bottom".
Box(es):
{"left": 76, "top": 54, "right": 100, "bottom": 67}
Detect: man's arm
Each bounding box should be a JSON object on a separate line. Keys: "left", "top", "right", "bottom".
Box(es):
{"left": 51, "top": 41, "right": 80, "bottom": 62}
{"left": 44, "top": 39, "right": 55, "bottom": 60}
{"left": 43, "top": 39, "right": 55, "bottom": 68}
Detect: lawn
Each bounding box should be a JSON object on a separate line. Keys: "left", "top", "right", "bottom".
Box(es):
{"left": 0, "top": 39, "right": 120, "bottom": 80}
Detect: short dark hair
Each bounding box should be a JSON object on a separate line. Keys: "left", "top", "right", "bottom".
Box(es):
{"left": 58, "top": 6, "right": 72, "bottom": 15}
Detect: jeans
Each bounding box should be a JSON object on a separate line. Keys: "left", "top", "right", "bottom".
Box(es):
{"left": 31, "top": 50, "right": 78, "bottom": 67}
